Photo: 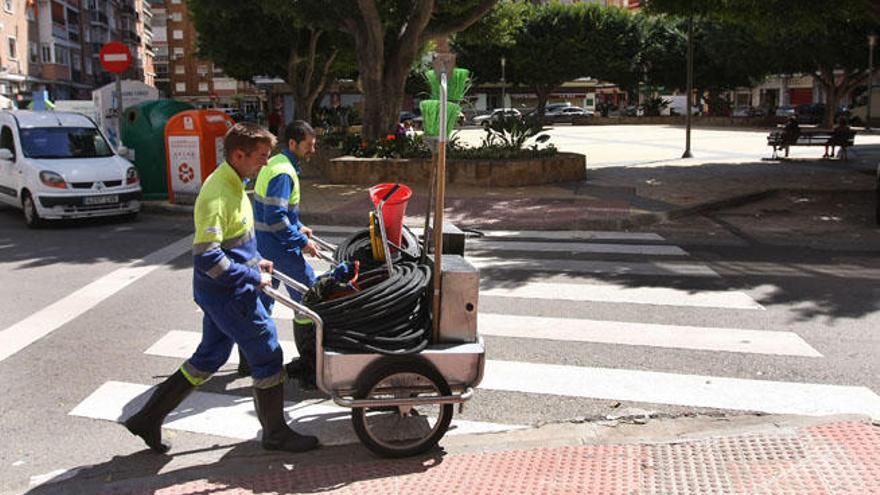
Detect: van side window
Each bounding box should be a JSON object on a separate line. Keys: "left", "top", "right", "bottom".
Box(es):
{"left": 0, "top": 125, "right": 15, "bottom": 158}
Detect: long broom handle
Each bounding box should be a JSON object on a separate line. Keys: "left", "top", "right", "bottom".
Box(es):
{"left": 431, "top": 71, "right": 448, "bottom": 343}
{"left": 420, "top": 151, "right": 436, "bottom": 265}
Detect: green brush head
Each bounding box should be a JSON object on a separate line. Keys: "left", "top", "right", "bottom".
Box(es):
{"left": 425, "top": 68, "right": 470, "bottom": 103}
{"left": 420, "top": 100, "right": 461, "bottom": 138}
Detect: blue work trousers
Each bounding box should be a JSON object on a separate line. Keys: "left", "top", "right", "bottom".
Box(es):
{"left": 187, "top": 289, "right": 284, "bottom": 387}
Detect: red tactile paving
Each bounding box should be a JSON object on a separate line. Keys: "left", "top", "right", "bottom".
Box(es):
{"left": 117, "top": 421, "right": 880, "bottom": 495}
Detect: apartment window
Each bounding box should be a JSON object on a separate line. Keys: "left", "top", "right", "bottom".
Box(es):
{"left": 54, "top": 46, "right": 69, "bottom": 66}
{"left": 170, "top": 0, "right": 181, "bottom": 4}
{"left": 29, "top": 42, "right": 38, "bottom": 64}
{"left": 171, "top": 12, "right": 182, "bottom": 22}
{"left": 175, "top": 82, "right": 185, "bottom": 92}
{"left": 197, "top": 64, "right": 208, "bottom": 77}
{"left": 41, "top": 43, "right": 51, "bottom": 63}
{"left": 198, "top": 82, "right": 208, "bottom": 92}
{"left": 26, "top": 5, "right": 35, "bottom": 21}
{"left": 85, "top": 57, "right": 93, "bottom": 75}
{"left": 172, "top": 29, "right": 183, "bottom": 40}
{"left": 4, "top": 0, "right": 13, "bottom": 13}
{"left": 174, "top": 65, "right": 184, "bottom": 74}
{"left": 173, "top": 47, "right": 183, "bottom": 58}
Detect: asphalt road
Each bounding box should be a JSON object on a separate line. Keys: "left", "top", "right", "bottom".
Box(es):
{"left": 1, "top": 199, "right": 878, "bottom": 494}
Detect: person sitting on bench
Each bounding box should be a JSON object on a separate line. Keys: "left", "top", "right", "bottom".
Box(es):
{"left": 781, "top": 116, "right": 801, "bottom": 158}
{"left": 824, "top": 117, "right": 851, "bottom": 158}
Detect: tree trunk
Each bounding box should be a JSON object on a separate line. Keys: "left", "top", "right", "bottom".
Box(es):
{"left": 535, "top": 87, "right": 550, "bottom": 119}
{"left": 285, "top": 30, "right": 338, "bottom": 124}
{"left": 816, "top": 66, "right": 867, "bottom": 129}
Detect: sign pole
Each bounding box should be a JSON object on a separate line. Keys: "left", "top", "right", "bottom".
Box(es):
{"left": 115, "top": 73, "right": 123, "bottom": 147}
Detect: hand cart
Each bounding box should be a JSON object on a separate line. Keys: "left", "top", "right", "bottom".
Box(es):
{"left": 262, "top": 242, "right": 485, "bottom": 458}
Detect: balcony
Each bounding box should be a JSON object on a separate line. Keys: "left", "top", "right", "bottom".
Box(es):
{"left": 68, "top": 30, "right": 81, "bottom": 43}
{"left": 90, "top": 12, "right": 109, "bottom": 26}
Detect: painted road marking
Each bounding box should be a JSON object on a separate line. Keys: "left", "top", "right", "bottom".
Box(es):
{"left": 469, "top": 256, "right": 720, "bottom": 278}
{"left": 0, "top": 235, "right": 193, "bottom": 363}
{"left": 70, "top": 381, "right": 523, "bottom": 446}
{"left": 139, "top": 335, "right": 877, "bottom": 420}
{"left": 146, "top": 330, "right": 301, "bottom": 361}
{"left": 482, "top": 360, "right": 880, "bottom": 420}
{"left": 468, "top": 240, "right": 688, "bottom": 256}
{"left": 480, "top": 282, "right": 765, "bottom": 310}
{"left": 478, "top": 313, "right": 821, "bottom": 357}
{"left": 474, "top": 230, "right": 665, "bottom": 242}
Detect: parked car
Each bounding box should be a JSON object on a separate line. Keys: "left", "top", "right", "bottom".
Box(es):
{"left": 0, "top": 110, "right": 142, "bottom": 228}
{"left": 775, "top": 105, "right": 796, "bottom": 118}
{"left": 732, "top": 106, "right": 766, "bottom": 118}
{"left": 545, "top": 106, "right": 593, "bottom": 121}
{"left": 472, "top": 108, "right": 522, "bottom": 127}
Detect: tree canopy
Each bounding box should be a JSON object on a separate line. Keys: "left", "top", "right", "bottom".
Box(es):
{"left": 189, "top": 0, "right": 355, "bottom": 122}
{"left": 455, "top": 2, "right": 641, "bottom": 116}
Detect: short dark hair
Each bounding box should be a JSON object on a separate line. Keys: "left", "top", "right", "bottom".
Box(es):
{"left": 224, "top": 122, "right": 276, "bottom": 159}
{"left": 283, "top": 120, "right": 316, "bottom": 144}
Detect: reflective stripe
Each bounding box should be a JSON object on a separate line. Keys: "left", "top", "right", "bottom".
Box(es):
{"left": 254, "top": 194, "right": 289, "bottom": 208}
{"left": 181, "top": 361, "right": 212, "bottom": 386}
{"left": 246, "top": 257, "right": 261, "bottom": 267}
{"left": 206, "top": 257, "right": 232, "bottom": 278}
{"left": 254, "top": 218, "right": 291, "bottom": 232}
{"left": 220, "top": 229, "right": 255, "bottom": 250}
{"left": 192, "top": 241, "right": 221, "bottom": 255}
{"left": 253, "top": 371, "right": 285, "bottom": 389}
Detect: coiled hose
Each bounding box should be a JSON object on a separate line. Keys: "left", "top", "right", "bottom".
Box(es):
{"left": 334, "top": 228, "right": 421, "bottom": 271}
{"left": 303, "top": 261, "right": 432, "bottom": 355}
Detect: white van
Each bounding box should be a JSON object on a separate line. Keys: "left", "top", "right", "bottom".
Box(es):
{"left": 0, "top": 110, "right": 142, "bottom": 228}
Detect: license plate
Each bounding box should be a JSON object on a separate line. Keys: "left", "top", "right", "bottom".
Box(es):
{"left": 83, "top": 195, "right": 119, "bottom": 206}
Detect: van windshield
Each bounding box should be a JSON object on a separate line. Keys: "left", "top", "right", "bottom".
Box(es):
{"left": 19, "top": 127, "right": 114, "bottom": 159}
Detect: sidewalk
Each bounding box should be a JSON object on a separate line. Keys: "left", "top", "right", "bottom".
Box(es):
{"left": 143, "top": 147, "right": 879, "bottom": 231}
{"left": 32, "top": 415, "right": 880, "bottom": 494}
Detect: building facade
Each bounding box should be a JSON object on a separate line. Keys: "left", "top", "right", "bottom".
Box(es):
{"left": 163, "top": 0, "right": 261, "bottom": 111}
{"left": 0, "top": 0, "right": 153, "bottom": 104}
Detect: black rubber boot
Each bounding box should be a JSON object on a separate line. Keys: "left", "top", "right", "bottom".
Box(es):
{"left": 124, "top": 370, "right": 194, "bottom": 453}
{"left": 237, "top": 348, "right": 251, "bottom": 377}
{"left": 253, "top": 383, "right": 319, "bottom": 453}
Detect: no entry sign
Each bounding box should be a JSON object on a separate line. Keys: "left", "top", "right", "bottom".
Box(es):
{"left": 99, "top": 42, "right": 132, "bottom": 74}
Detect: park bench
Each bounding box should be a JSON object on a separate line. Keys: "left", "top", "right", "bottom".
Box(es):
{"left": 767, "top": 128, "right": 856, "bottom": 160}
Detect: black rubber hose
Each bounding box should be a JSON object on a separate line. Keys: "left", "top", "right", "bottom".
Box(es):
{"left": 303, "top": 261, "right": 432, "bottom": 355}
{"left": 334, "top": 228, "right": 421, "bottom": 271}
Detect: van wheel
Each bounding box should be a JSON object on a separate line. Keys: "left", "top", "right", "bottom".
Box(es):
{"left": 22, "top": 192, "right": 44, "bottom": 229}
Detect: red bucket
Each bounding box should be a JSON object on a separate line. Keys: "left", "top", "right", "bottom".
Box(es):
{"left": 369, "top": 183, "right": 412, "bottom": 248}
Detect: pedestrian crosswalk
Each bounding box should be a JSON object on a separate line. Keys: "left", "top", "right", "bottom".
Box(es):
{"left": 70, "top": 226, "right": 880, "bottom": 450}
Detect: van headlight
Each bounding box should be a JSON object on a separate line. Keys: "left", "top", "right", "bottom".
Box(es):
{"left": 39, "top": 171, "right": 67, "bottom": 189}
{"left": 126, "top": 167, "right": 139, "bottom": 185}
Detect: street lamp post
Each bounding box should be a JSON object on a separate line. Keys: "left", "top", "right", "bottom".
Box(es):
{"left": 500, "top": 56, "right": 506, "bottom": 110}
{"left": 868, "top": 34, "right": 877, "bottom": 131}
{"left": 682, "top": 13, "right": 694, "bottom": 158}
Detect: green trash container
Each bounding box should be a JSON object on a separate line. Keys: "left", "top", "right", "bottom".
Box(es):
{"left": 121, "top": 100, "right": 194, "bottom": 200}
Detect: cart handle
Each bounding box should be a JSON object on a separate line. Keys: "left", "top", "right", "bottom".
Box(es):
{"left": 312, "top": 235, "right": 337, "bottom": 253}
{"left": 263, "top": 273, "right": 330, "bottom": 395}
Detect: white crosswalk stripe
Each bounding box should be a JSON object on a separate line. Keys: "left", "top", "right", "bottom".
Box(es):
{"left": 73, "top": 228, "right": 880, "bottom": 448}
{"left": 139, "top": 331, "right": 877, "bottom": 420}
{"left": 70, "top": 381, "right": 522, "bottom": 446}
{"left": 480, "top": 281, "right": 764, "bottom": 310}
{"left": 477, "top": 313, "right": 821, "bottom": 357}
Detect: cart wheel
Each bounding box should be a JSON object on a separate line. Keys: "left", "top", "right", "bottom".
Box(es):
{"left": 351, "top": 358, "right": 453, "bottom": 458}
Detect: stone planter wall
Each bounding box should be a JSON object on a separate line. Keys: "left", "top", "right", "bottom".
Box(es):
{"left": 316, "top": 152, "right": 586, "bottom": 187}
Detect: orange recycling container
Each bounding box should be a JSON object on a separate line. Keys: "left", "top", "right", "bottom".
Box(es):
{"left": 164, "top": 109, "right": 235, "bottom": 204}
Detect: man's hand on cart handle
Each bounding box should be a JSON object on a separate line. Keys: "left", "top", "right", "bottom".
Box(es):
{"left": 258, "top": 259, "right": 274, "bottom": 274}
{"left": 299, "top": 226, "right": 313, "bottom": 239}
{"left": 303, "top": 240, "right": 320, "bottom": 258}
{"left": 258, "top": 272, "right": 273, "bottom": 290}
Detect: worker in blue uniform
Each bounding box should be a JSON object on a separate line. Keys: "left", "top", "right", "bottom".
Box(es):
{"left": 123, "top": 123, "right": 319, "bottom": 454}
{"left": 239, "top": 120, "right": 320, "bottom": 384}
